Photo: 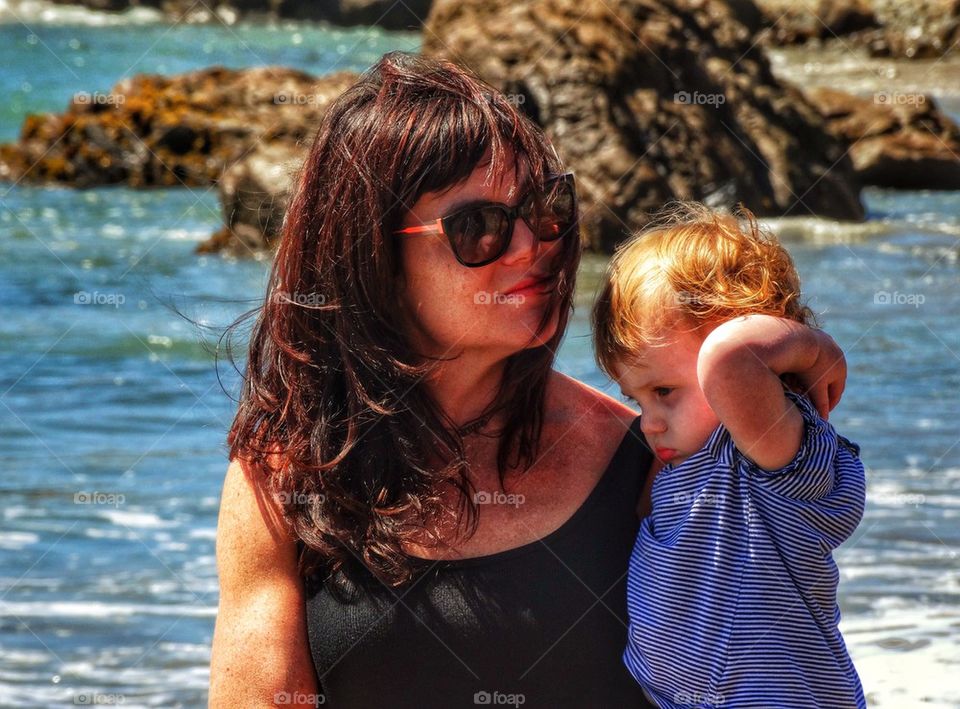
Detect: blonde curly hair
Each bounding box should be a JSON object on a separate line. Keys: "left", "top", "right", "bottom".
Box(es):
{"left": 593, "top": 202, "right": 817, "bottom": 377}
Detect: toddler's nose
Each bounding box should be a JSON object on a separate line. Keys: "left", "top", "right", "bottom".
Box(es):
{"left": 641, "top": 415, "right": 666, "bottom": 436}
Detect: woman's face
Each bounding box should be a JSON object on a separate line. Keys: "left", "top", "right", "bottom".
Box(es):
{"left": 397, "top": 158, "right": 567, "bottom": 361}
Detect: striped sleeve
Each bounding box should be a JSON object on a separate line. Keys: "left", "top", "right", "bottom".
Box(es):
{"left": 737, "top": 391, "right": 866, "bottom": 551}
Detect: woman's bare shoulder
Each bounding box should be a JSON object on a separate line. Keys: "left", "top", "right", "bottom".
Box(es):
{"left": 547, "top": 370, "right": 638, "bottom": 433}
{"left": 551, "top": 371, "right": 637, "bottom": 422}
{"left": 219, "top": 455, "right": 294, "bottom": 550}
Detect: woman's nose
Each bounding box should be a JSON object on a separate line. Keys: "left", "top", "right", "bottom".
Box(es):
{"left": 499, "top": 216, "right": 538, "bottom": 266}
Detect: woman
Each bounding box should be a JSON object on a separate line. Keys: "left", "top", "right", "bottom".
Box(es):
{"left": 209, "top": 52, "right": 846, "bottom": 708}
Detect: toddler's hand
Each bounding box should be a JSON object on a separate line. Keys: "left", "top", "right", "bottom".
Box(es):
{"left": 788, "top": 329, "right": 846, "bottom": 420}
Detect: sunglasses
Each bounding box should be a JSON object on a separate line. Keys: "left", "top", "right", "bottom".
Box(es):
{"left": 394, "top": 172, "right": 578, "bottom": 268}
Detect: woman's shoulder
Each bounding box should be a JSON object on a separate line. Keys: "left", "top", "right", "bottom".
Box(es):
{"left": 220, "top": 454, "right": 296, "bottom": 548}
{"left": 547, "top": 370, "right": 638, "bottom": 435}
{"left": 546, "top": 372, "right": 638, "bottom": 455}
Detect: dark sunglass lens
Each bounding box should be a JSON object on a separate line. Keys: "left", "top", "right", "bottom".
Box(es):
{"left": 525, "top": 179, "right": 575, "bottom": 242}
{"left": 447, "top": 207, "right": 510, "bottom": 265}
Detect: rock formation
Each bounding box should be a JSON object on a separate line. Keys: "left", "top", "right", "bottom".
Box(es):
{"left": 807, "top": 87, "right": 960, "bottom": 190}
{"left": 423, "top": 0, "right": 864, "bottom": 250}
{"left": 0, "top": 66, "right": 356, "bottom": 189}
{"left": 753, "top": 0, "right": 960, "bottom": 59}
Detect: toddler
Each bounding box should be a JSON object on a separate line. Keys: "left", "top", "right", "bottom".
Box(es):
{"left": 592, "top": 203, "right": 866, "bottom": 708}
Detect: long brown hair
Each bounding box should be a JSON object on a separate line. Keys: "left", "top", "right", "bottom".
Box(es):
{"left": 224, "top": 51, "right": 581, "bottom": 588}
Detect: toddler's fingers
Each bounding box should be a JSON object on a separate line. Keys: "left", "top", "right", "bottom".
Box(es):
{"left": 814, "top": 387, "right": 830, "bottom": 421}
{"left": 828, "top": 379, "right": 844, "bottom": 411}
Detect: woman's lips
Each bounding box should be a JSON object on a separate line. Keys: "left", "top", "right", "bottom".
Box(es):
{"left": 505, "top": 274, "right": 554, "bottom": 296}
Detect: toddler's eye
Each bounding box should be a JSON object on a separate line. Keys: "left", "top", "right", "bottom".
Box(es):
{"left": 654, "top": 387, "right": 672, "bottom": 397}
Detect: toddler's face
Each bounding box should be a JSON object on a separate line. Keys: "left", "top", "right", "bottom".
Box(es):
{"left": 613, "top": 326, "right": 720, "bottom": 467}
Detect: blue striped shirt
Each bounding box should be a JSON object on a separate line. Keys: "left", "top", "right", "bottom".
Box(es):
{"left": 624, "top": 390, "right": 866, "bottom": 708}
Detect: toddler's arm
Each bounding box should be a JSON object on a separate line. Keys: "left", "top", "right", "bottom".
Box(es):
{"left": 697, "top": 315, "right": 846, "bottom": 471}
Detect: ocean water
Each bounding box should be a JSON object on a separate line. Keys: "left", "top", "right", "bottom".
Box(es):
{"left": 0, "top": 8, "right": 958, "bottom": 708}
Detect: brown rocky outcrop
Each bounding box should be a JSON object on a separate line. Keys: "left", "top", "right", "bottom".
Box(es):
{"left": 753, "top": 0, "right": 960, "bottom": 59}
{"left": 422, "top": 0, "right": 865, "bottom": 251}
{"left": 0, "top": 66, "right": 357, "bottom": 189}
{"left": 197, "top": 140, "right": 306, "bottom": 254}
{"left": 866, "top": 0, "right": 960, "bottom": 58}
{"left": 806, "top": 87, "right": 960, "bottom": 190}
{"left": 752, "top": 0, "right": 879, "bottom": 46}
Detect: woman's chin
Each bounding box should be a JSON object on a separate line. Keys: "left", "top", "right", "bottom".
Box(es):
{"left": 504, "top": 316, "right": 560, "bottom": 352}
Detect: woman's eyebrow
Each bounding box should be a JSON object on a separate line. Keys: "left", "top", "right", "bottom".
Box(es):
{"left": 441, "top": 195, "right": 519, "bottom": 217}
{"left": 443, "top": 197, "right": 501, "bottom": 213}
{"left": 436, "top": 179, "right": 535, "bottom": 216}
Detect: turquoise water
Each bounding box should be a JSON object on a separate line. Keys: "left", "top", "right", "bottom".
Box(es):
{"left": 1, "top": 14, "right": 959, "bottom": 709}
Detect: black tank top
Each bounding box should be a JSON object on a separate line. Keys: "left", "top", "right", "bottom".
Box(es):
{"left": 302, "top": 416, "right": 655, "bottom": 709}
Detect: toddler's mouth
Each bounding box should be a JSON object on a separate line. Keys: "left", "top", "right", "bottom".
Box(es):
{"left": 655, "top": 447, "right": 678, "bottom": 462}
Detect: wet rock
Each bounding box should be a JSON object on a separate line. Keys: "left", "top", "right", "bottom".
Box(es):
{"left": 196, "top": 141, "right": 305, "bottom": 254}
{"left": 0, "top": 66, "right": 357, "bottom": 189}
{"left": 866, "top": 0, "right": 960, "bottom": 59}
{"left": 423, "top": 0, "right": 864, "bottom": 251}
{"left": 806, "top": 87, "right": 960, "bottom": 190}
{"left": 752, "top": 0, "right": 878, "bottom": 45}
{"left": 753, "top": 0, "right": 960, "bottom": 59}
